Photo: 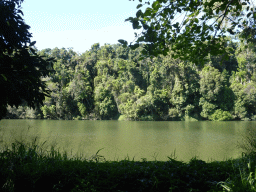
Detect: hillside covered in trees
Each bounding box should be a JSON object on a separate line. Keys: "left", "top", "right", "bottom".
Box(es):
{"left": 5, "top": 40, "right": 256, "bottom": 121}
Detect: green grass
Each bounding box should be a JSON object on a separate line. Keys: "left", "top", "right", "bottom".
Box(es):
{"left": 218, "top": 157, "right": 256, "bottom": 192}
{"left": 217, "top": 127, "right": 256, "bottom": 192}
{"left": 0, "top": 139, "right": 250, "bottom": 192}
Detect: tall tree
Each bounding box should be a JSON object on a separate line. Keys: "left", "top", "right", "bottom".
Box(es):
{"left": 0, "top": 0, "right": 54, "bottom": 119}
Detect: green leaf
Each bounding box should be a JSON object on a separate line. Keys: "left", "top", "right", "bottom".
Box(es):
{"left": 17, "top": 9, "right": 24, "bottom": 16}
{"left": 183, "top": 18, "right": 189, "bottom": 25}
{"left": 137, "top": 36, "right": 145, "bottom": 42}
{"left": 30, "top": 47, "right": 36, "bottom": 54}
{"left": 220, "top": 3, "right": 227, "bottom": 11}
{"left": 130, "top": 43, "right": 140, "bottom": 50}
{"left": 136, "top": 4, "right": 143, "bottom": 9}
{"left": 173, "top": 22, "right": 179, "bottom": 28}
{"left": 30, "top": 41, "right": 36, "bottom": 46}
{"left": 152, "top": 1, "right": 159, "bottom": 9}
{"left": 247, "top": 12, "right": 252, "bottom": 17}
{"left": 196, "top": 26, "right": 201, "bottom": 33}
{"left": 125, "top": 17, "right": 134, "bottom": 22}
{"left": 1, "top": 74, "right": 7, "bottom": 81}
{"left": 144, "top": 8, "right": 153, "bottom": 17}
{"left": 136, "top": 10, "right": 143, "bottom": 18}
{"left": 132, "top": 20, "right": 140, "bottom": 29}
{"left": 118, "top": 39, "right": 128, "bottom": 47}
{"left": 46, "top": 57, "right": 56, "bottom": 62}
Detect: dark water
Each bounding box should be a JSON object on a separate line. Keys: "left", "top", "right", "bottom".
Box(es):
{"left": 0, "top": 120, "right": 255, "bottom": 162}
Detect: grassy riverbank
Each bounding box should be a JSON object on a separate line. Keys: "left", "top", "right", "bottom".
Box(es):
{"left": 1, "top": 140, "right": 256, "bottom": 192}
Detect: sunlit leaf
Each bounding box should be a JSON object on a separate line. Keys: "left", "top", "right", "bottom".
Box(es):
{"left": 152, "top": 1, "right": 159, "bottom": 9}
{"left": 144, "top": 8, "right": 153, "bottom": 17}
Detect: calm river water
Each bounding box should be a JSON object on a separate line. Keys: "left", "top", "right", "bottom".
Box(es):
{"left": 0, "top": 120, "right": 255, "bottom": 162}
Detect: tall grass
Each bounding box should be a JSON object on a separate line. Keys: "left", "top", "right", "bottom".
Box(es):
{"left": 219, "top": 160, "right": 256, "bottom": 191}
{"left": 218, "top": 128, "right": 256, "bottom": 192}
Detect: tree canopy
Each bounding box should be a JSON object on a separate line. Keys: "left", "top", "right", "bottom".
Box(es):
{"left": 5, "top": 42, "right": 256, "bottom": 121}
{"left": 119, "top": 0, "right": 256, "bottom": 64}
{"left": 0, "top": 0, "right": 54, "bottom": 119}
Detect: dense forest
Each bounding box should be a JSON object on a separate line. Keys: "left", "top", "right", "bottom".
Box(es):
{"left": 5, "top": 40, "right": 256, "bottom": 121}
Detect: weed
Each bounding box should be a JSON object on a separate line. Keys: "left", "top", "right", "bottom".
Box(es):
{"left": 89, "top": 148, "right": 106, "bottom": 162}
{"left": 219, "top": 159, "right": 256, "bottom": 192}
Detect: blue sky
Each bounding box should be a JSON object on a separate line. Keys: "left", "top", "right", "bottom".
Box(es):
{"left": 21, "top": 0, "right": 143, "bottom": 54}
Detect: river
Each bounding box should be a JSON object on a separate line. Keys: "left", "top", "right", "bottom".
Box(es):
{"left": 0, "top": 119, "right": 255, "bottom": 162}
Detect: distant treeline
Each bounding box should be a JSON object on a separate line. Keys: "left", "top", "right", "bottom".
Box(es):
{"left": 5, "top": 41, "right": 256, "bottom": 121}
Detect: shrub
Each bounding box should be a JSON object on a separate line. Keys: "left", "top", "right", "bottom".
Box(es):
{"left": 209, "top": 109, "right": 233, "bottom": 121}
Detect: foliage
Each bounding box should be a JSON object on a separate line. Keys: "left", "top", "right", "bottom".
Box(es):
{"left": 4, "top": 41, "right": 256, "bottom": 121}
{"left": 209, "top": 109, "right": 233, "bottom": 121}
{"left": 219, "top": 159, "right": 256, "bottom": 192}
{"left": 0, "top": 0, "right": 54, "bottom": 119}
{"left": 94, "top": 83, "right": 119, "bottom": 120}
{"left": 119, "top": 0, "right": 256, "bottom": 64}
{"left": 41, "top": 105, "right": 57, "bottom": 119}
{"left": 199, "top": 66, "right": 235, "bottom": 120}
